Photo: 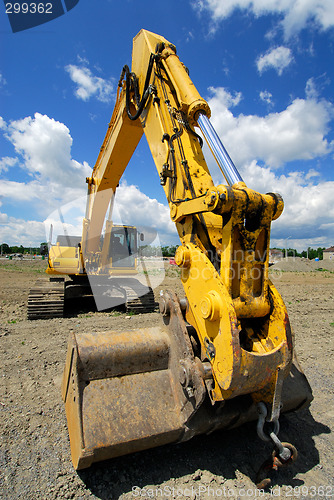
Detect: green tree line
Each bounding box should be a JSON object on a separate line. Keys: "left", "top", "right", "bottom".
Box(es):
{"left": 140, "top": 245, "right": 327, "bottom": 259}
{"left": 0, "top": 242, "right": 48, "bottom": 255}
{"left": 281, "top": 247, "right": 326, "bottom": 259}
{"left": 0, "top": 242, "right": 328, "bottom": 260}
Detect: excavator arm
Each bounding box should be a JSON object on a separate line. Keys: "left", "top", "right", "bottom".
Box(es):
{"left": 61, "top": 30, "right": 312, "bottom": 473}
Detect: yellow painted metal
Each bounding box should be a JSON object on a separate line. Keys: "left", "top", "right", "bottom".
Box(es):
{"left": 52, "top": 28, "right": 294, "bottom": 413}
{"left": 46, "top": 244, "right": 80, "bottom": 275}
{"left": 70, "top": 28, "right": 294, "bottom": 412}
{"left": 132, "top": 30, "right": 210, "bottom": 126}
{"left": 178, "top": 241, "right": 291, "bottom": 403}
{"left": 60, "top": 30, "right": 312, "bottom": 470}
{"left": 128, "top": 30, "right": 292, "bottom": 413}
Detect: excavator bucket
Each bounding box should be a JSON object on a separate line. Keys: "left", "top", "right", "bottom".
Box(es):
{"left": 62, "top": 291, "right": 313, "bottom": 470}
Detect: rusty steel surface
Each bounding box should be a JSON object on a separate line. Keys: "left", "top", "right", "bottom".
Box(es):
{"left": 62, "top": 291, "right": 312, "bottom": 470}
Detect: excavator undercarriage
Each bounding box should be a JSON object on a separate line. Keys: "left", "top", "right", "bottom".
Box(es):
{"left": 28, "top": 276, "right": 155, "bottom": 319}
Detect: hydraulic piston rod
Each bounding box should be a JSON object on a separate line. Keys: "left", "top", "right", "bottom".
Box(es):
{"left": 197, "top": 112, "right": 243, "bottom": 186}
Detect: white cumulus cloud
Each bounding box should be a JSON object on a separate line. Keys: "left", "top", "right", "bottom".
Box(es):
{"left": 0, "top": 156, "right": 18, "bottom": 173}
{"left": 194, "top": 0, "right": 334, "bottom": 39}
{"left": 207, "top": 85, "right": 333, "bottom": 168}
{"left": 115, "top": 182, "right": 177, "bottom": 240}
{"left": 0, "top": 113, "right": 91, "bottom": 231}
{"left": 0, "top": 113, "right": 178, "bottom": 246}
{"left": 65, "top": 64, "right": 114, "bottom": 103}
{"left": 5, "top": 113, "right": 91, "bottom": 187}
{"left": 0, "top": 214, "right": 45, "bottom": 246}
{"left": 256, "top": 46, "right": 293, "bottom": 75}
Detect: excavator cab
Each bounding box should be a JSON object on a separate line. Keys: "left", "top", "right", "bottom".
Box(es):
{"left": 61, "top": 29, "right": 313, "bottom": 478}
{"left": 108, "top": 225, "right": 137, "bottom": 268}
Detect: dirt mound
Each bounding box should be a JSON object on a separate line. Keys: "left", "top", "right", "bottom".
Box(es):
{"left": 271, "top": 257, "right": 334, "bottom": 272}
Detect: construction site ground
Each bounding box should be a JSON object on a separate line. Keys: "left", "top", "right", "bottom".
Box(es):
{"left": 0, "top": 257, "right": 333, "bottom": 499}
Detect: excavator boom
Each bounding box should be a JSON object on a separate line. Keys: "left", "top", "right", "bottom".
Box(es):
{"left": 61, "top": 30, "right": 312, "bottom": 475}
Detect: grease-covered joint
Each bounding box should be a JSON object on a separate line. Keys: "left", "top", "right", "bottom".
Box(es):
{"left": 175, "top": 245, "right": 191, "bottom": 268}
{"left": 86, "top": 176, "right": 94, "bottom": 186}
{"left": 154, "top": 41, "right": 165, "bottom": 54}
{"left": 266, "top": 192, "right": 284, "bottom": 220}
{"left": 230, "top": 183, "right": 284, "bottom": 224}
{"left": 179, "top": 297, "right": 188, "bottom": 311}
{"left": 205, "top": 189, "right": 219, "bottom": 208}
{"left": 200, "top": 290, "right": 223, "bottom": 321}
{"left": 204, "top": 337, "right": 216, "bottom": 360}
{"left": 159, "top": 44, "right": 177, "bottom": 59}
{"left": 207, "top": 185, "right": 234, "bottom": 214}
{"left": 159, "top": 291, "right": 172, "bottom": 316}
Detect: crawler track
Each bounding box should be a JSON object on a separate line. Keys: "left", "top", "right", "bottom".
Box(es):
{"left": 27, "top": 277, "right": 155, "bottom": 319}
{"left": 27, "top": 278, "right": 65, "bottom": 320}
{"left": 125, "top": 286, "right": 156, "bottom": 313}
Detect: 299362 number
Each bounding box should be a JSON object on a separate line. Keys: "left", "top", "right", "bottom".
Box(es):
{"left": 285, "top": 485, "right": 333, "bottom": 497}
{"left": 5, "top": 3, "right": 53, "bottom": 14}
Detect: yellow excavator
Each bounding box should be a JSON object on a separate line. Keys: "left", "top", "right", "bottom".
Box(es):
{"left": 61, "top": 30, "right": 313, "bottom": 483}
{"left": 28, "top": 208, "right": 155, "bottom": 318}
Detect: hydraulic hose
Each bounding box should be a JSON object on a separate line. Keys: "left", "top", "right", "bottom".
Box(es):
{"left": 123, "top": 53, "right": 156, "bottom": 121}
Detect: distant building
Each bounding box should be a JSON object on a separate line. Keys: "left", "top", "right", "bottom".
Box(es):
{"left": 323, "top": 246, "right": 334, "bottom": 260}
{"left": 269, "top": 249, "right": 283, "bottom": 262}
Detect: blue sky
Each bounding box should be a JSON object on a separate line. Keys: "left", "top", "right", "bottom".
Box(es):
{"left": 0, "top": 0, "right": 333, "bottom": 250}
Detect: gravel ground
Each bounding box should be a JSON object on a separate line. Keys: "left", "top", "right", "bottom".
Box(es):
{"left": 0, "top": 258, "right": 333, "bottom": 499}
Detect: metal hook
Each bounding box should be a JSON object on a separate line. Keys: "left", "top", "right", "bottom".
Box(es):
{"left": 256, "top": 402, "right": 279, "bottom": 442}
{"left": 255, "top": 402, "right": 298, "bottom": 489}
